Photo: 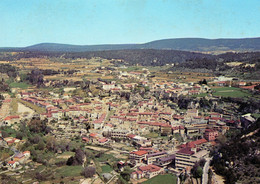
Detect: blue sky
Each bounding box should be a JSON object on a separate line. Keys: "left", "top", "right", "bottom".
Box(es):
{"left": 0, "top": 0, "right": 259, "bottom": 47}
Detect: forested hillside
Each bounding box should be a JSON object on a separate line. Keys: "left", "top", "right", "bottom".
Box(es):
{"left": 211, "top": 119, "right": 260, "bottom": 184}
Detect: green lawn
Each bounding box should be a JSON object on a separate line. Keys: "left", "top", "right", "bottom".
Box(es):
{"left": 211, "top": 87, "right": 251, "bottom": 98}
{"left": 144, "top": 132, "right": 159, "bottom": 138}
{"left": 96, "top": 154, "right": 118, "bottom": 162}
{"left": 101, "top": 164, "right": 113, "bottom": 173}
{"left": 59, "top": 151, "right": 75, "bottom": 157}
{"left": 142, "top": 174, "right": 177, "bottom": 184}
{"left": 56, "top": 165, "right": 83, "bottom": 177}
{"left": 191, "top": 93, "right": 208, "bottom": 97}
{"left": 9, "top": 82, "right": 31, "bottom": 89}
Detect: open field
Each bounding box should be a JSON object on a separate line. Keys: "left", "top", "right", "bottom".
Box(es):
{"left": 9, "top": 82, "right": 32, "bottom": 89}
{"left": 143, "top": 132, "right": 160, "bottom": 138}
{"left": 17, "top": 98, "right": 46, "bottom": 114}
{"left": 212, "top": 87, "right": 252, "bottom": 98}
{"left": 152, "top": 71, "right": 214, "bottom": 83}
{"left": 101, "top": 164, "right": 113, "bottom": 173}
{"left": 142, "top": 174, "right": 177, "bottom": 184}
{"left": 56, "top": 165, "right": 83, "bottom": 177}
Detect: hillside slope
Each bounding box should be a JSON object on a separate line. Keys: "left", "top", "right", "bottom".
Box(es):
{"left": 1, "top": 37, "right": 259, "bottom": 52}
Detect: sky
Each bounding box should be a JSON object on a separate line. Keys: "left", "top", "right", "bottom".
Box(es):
{"left": 0, "top": 0, "right": 259, "bottom": 47}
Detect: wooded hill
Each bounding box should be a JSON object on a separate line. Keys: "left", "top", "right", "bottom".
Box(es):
{"left": 1, "top": 37, "right": 260, "bottom": 52}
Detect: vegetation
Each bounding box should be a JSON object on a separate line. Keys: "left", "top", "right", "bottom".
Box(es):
{"left": 142, "top": 174, "right": 177, "bottom": 184}
{"left": 0, "top": 64, "right": 17, "bottom": 78}
{"left": 56, "top": 165, "right": 83, "bottom": 177}
{"left": 212, "top": 87, "right": 251, "bottom": 98}
{"left": 9, "top": 82, "right": 31, "bottom": 89}
{"left": 211, "top": 118, "right": 260, "bottom": 184}
{"left": 101, "top": 164, "right": 113, "bottom": 173}
{"left": 81, "top": 166, "right": 96, "bottom": 178}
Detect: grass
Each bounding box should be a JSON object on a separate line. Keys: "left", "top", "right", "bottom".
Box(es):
{"left": 96, "top": 154, "right": 118, "bottom": 162}
{"left": 17, "top": 98, "right": 46, "bottom": 114}
{"left": 191, "top": 93, "right": 209, "bottom": 97}
{"left": 211, "top": 87, "right": 251, "bottom": 98}
{"left": 9, "top": 82, "right": 31, "bottom": 89}
{"left": 142, "top": 174, "right": 177, "bottom": 184}
{"left": 59, "top": 151, "right": 75, "bottom": 157}
{"left": 143, "top": 132, "right": 160, "bottom": 138}
{"left": 101, "top": 164, "right": 113, "bottom": 173}
{"left": 56, "top": 165, "right": 83, "bottom": 177}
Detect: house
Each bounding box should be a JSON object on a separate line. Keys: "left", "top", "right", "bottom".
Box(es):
{"left": 98, "top": 138, "right": 109, "bottom": 145}
{"left": 178, "top": 138, "right": 208, "bottom": 149}
{"left": 204, "top": 129, "right": 219, "bottom": 141}
{"left": 4, "top": 115, "right": 20, "bottom": 126}
{"left": 91, "top": 113, "right": 106, "bottom": 129}
{"left": 106, "top": 129, "right": 128, "bottom": 138}
{"left": 155, "top": 154, "right": 175, "bottom": 167}
{"left": 103, "top": 83, "right": 115, "bottom": 90}
{"left": 82, "top": 137, "right": 90, "bottom": 143}
{"left": 8, "top": 160, "right": 19, "bottom": 169}
{"left": 186, "top": 109, "right": 198, "bottom": 118}
{"left": 146, "top": 151, "right": 168, "bottom": 165}
{"left": 131, "top": 164, "right": 164, "bottom": 179}
{"left": 129, "top": 150, "right": 148, "bottom": 164}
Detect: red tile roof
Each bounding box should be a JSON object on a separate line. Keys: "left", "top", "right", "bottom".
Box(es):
{"left": 138, "top": 164, "right": 161, "bottom": 172}
{"left": 99, "top": 138, "right": 108, "bottom": 143}
{"left": 130, "top": 150, "right": 148, "bottom": 156}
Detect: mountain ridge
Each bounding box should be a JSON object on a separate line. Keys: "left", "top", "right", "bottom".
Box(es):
{"left": 1, "top": 37, "right": 260, "bottom": 52}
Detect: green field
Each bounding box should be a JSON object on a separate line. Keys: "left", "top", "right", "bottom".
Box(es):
{"left": 56, "top": 165, "right": 83, "bottom": 177}
{"left": 212, "top": 87, "right": 251, "bottom": 98}
{"left": 101, "top": 164, "right": 113, "bottom": 173}
{"left": 142, "top": 174, "right": 177, "bottom": 184}
{"left": 144, "top": 132, "right": 160, "bottom": 138}
{"left": 96, "top": 153, "right": 119, "bottom": 162}
{"left": 9, "top": 82, "right": 31, "bottom": 89}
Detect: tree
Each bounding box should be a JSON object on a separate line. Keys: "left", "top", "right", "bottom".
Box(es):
{"left": 37, "top": 140, "right": 45, "bottom": 150}
{"left": 191, "top": 162, "right": 203, "bottom": 179}
{"left": 45, "top": 136, "right": 57, "bottom": 151}
{"left": 66, "top": 148, "right": 85, "bottom": 166}
{"left": 81, "top": 166, "right": 96, "bottom": 178}
{"left": 75, "top": 148, "right": 85, "bottom": 165}
{"left": 120, "top": 166, "right": 132, "bottom": 181}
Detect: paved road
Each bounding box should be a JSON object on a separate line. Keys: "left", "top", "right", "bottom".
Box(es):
{"left": 202, "top": 157, "right": 211, "bottom": 184}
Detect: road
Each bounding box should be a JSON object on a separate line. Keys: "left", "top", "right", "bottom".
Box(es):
{"left": 202, "top": 157, "right": 211, "bottom": 184}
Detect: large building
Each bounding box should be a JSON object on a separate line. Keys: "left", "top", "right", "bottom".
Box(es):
{"left": 175, "top": 147, "right": 208, "bottom": 170}
{"left": 204, "top": 129, "right": 218, "bottom": 141}
{"left": 146, "top": 151, "right": 167, "bottom": 165}
{"left": 131, "top": 164, "right": 164, "bottom": 179}
{"left": 129, "top": 150, "right": 148, "bottom": 164}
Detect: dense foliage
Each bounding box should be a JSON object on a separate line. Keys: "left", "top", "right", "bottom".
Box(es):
{"left": 211, "top": 119, "right": 260, "bottom": 184}
{"left": 0, "top": 64, "right": 17, "bottom": 78}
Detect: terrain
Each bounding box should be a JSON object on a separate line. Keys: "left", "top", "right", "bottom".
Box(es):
{"left": 0, "top": 37, "right": 260, "bottom": 52}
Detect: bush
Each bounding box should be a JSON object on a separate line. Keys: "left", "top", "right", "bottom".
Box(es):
{"left": 81, "top": 166, "right": 96, "bottom": 178}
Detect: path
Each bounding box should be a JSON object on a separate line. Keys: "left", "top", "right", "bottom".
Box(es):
{"left": 202, "top": 157, "right": 211, "bottom": 184}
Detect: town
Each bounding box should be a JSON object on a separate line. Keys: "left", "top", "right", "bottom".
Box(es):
{"left": 0, "top": 56, "right": 259, "bottom": 184}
